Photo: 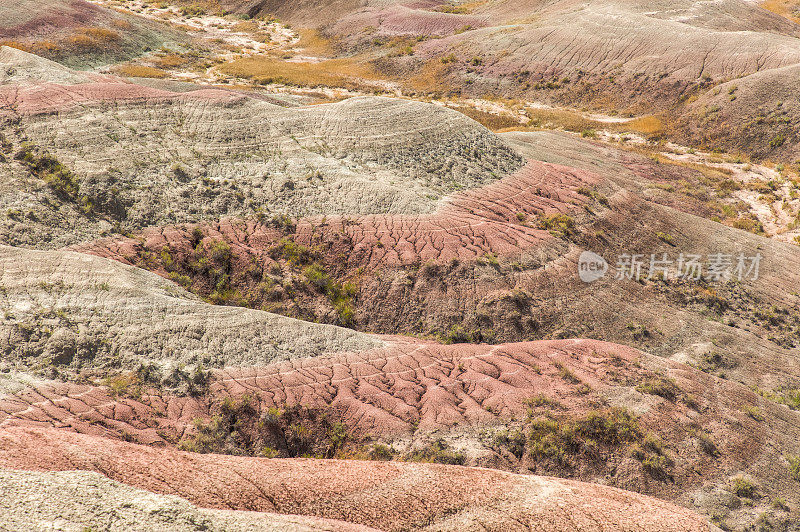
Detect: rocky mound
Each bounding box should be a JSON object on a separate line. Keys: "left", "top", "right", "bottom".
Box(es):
{"left": 0, "top": 46, "right": 106, "bottom": 85}
{"left": 680, "top": 63, "right": 800, "bottom": 160}
{"left": 74, "top": 157, "right": 595, "bottom": 267}
{"left": 0, "top": 245, "right": 381, "bottom": 380}
{"left": 0, "top": 0, "right": 183, "bottom": 69}
{"left": 0, "top": 51, "right": 522, "bottom": 249}
{"left": 0, "top": 337, "right": 797, "bottom": 529}
{"left": 0, "top": 466, "right": 378, "bottom": 531}
{"left": 0, "top": 427, "right": 713, "bottom": 531}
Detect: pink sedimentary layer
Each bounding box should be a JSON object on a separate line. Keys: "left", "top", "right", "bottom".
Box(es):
{"left": 0, "top": 426, "right": 711, "bottom": 531}
{"left": 0, "top": 82, "right": 242, "bottom": 114}
{"left": 74, "top": 159, "right": 600, "bottom": 268}
{"left": 0, "top": 339, "right": 639, "bottom": 442}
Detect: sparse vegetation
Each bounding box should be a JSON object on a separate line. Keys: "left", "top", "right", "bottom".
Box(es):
{"left": 655, "top": 232, "right": 675, "bottom": 246}
{"left": 115, "top": 64, "right": 168, "bottom": 78}
{"left": 636, "top": 376, "right": 680, "bottom": 401}
{"left": 730, "top": 475, "right": 758, "bottom": 498}
{"left": 405, "top": 439, "right": 465, "bottom": 465}
{"left": 554, "top": 361, "right": 581, "bottom": 384}
{"left": 179, "top": 399, "right": 355, "bottom": 458}
{"left": 16, "top": 144, "right": 80, "bottom": 198}
{"left": 524, "top": 408, "right": 669, "bottom": 476}
{"left": 218, "top": 57, "right": 376, "bottom": 90}
{"left": 538, "top": 213, "right": 576, "bottom": 238}
{"left": 787, "top": 455, "right": 800, "bottom": 481}
{"left": 742, "top": 405, "right": 764, "bottom": 422}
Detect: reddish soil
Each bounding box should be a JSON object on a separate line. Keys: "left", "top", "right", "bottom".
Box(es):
{"left": 3, "top": 336, "right": 799, "bottom": 517}
{"left": 0, "top": 338, "right": 641, "bottom": 442}
{"left": 74, "top": 159, "right": 595, "bottom": 267}
{"left": 0, "top": 82, "right": 242, "bottom": 114}
{"left": 0, "top": 425, "right": 712, "bottom": 531}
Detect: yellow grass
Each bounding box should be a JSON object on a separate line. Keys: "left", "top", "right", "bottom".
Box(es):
{"left": 453, "top": 107, "right": 523, "bottom": 131}
{"left": 627, "top": 115, "right": 665, "bottom": 137}
{"left": 527, "top": 108, "right": 604, "bottom": 133}
{"left": 0, "top": 41, "right": 33, "bottom": 53}
{"left": 296, "top": 29, "right": 335, "bottom": 57}
{"left": 111, "top": 19, "right": 133, "bottom": 30}
{"left": 0, "top": 40, "right": 61, "bottom": 55}
{"left": 75, "top": 27, "right": 122, "bottom": 42}
{"left": 218, "top": 56, "right": 375, "bottom": 88}
{"left": 405, "top": 59, "right": 453, "bottom": 93}
{"left": 153, "top": 53, "right": 191, "bottom": 69}
{"left": 115, "top": 64, "right": 169, "bottom": 78}
{"left": 66, "top": 27, "right": 122, "bottom": 51}
{"left": 435, "top": 0, "right": 488, "bottom": 14}
{"left": 231, "top": 20, "right": 260, "bottom": 33}
{"left": 761, "top": 0, "right": 800, "bottom": 22}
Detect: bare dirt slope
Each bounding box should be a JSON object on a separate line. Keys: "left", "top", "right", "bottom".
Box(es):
{"left": 0, "top": 0, "right": 184, "bottom": 69}
{"left": 0, "top": 337, "right": 794, "bottom": 529}
{"left": 0, "top": 427, "right": 713, "bottom": 532}
{"left": 0, "top": 466, "right": 380, "bottom": 531}
{"left": 0, "top": 244, "right": 381, "bottom": 379}
{"left": 0, "top": 47, "right": 522, "bottom": 249}
{"left": 224, "top": 0, "right": 800, "bottom": 159}
{"left": 680, "top": 64, "right": 800, "bottom": 160}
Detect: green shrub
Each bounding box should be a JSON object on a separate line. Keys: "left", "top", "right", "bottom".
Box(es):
{"left": 365, "top": 443, "right": 396, "bottom": 461}
{"left": 742, "top": 405, "right": 764, "bottom": 422}
{"left": 441, "top": 325, "right": 471, "bottom": 344}
{"left": 180, "top": 5, "right": 206, "bottom": 16}
{"left": 769, "top": 134, "right": 786, "bottom": 149}
{"left": 788, "top": 455, "right": 800, "bottom": 481}
{"left": 525, "top": 393, "right": 564, "bottom": 410}
{"left": 655, "top": 232, "right": 675, "bottom": 246}
{"left": 15, "top": 144, "right": 81, "bottom": 198}
{"left": 538, "top": 213, "right": 576, "bottom": 237}
{"left": 730, "top": 475, "right": 758, "bottom": 498}
{"left": 269, "top": 238, "right": 314, "bottom": 265}
{"left": 693, "top": 431, "right": 720, "bottom": 457}
{"left": 554, "top": 362, "right": 580, "bottom": 384}
{"left": 636, "top": 376, "right": 680, "bottom": 401}
{"left": 493, "top": 428, "right": 526, "bottom": 458}
{"left": 406, "top": 439, "right": 465, "bottom": 465}
{"left": 527, "top": 408, "right": 644, "bottom": 465}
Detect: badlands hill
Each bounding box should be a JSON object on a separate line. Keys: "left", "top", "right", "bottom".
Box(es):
{"left": 0, "top": 48, "right": 792, "bottom": 530}
{"left": 0, "top": 47, "right": 521, "bottom": 249}
{"left": 217, "top": 0, "right": 800, "bottom": 160}
{"left": 0, "top": 0, "right": 184, "bottom": 69}
{"left": 10, "top": 0, "right": 800, "bottom": 158}
{"left": 2, "top": 2, "right": 800, "bottom": 530}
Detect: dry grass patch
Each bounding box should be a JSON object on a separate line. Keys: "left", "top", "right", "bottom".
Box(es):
{"left": 527, "top": 108, "right": 604, "bottom": 133}
{"left": 0, "top": 41, "right": 34, "bottom": 53}
{"left": 405, "top": 58, "right": 454, "bottom": 93}
{"left": 218, "top": 56, "right": 376, "bottom": 88}
{"left": 435, "top": 0, "right": 488, "bottom": 14}
{"left": 111, "top": 19, "right": 133, "bottom": 30}
{"left": 115, "top": 64, "right": 168, "bottom": 78}
{"left": 152, "top": 53, "right": 192, "bottom": 69}
{"left": 66, "top": 27, "right": 122, "bottom": 51}
{"left": 453, "top": 107, "right": 522, "bottom": 130}
{"left": 0, "top": 40, "right": 61, "bottom": 55}
{"left": 761, "top": 0, "right": 800, "bottom": 23}
{"left": 297, "top": 29, "right": 335, "bottom": 57}
{"left": 626, "top": 115, "right": 665, "bottom": 138}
